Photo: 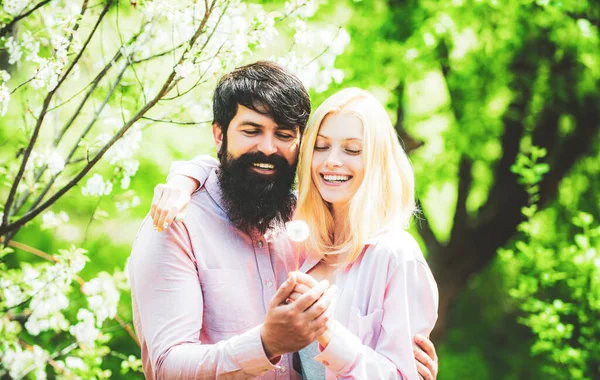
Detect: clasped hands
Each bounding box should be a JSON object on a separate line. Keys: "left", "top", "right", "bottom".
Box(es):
{"left": 260, "top": 272, "right": 336, "bottom": 361}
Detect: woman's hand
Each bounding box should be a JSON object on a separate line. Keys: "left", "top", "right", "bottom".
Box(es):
{"left": 150, "top": 175, "right": 198, "bottom": 231}
{"left": 287, "top": 272, "right": 336, "bottom": 347}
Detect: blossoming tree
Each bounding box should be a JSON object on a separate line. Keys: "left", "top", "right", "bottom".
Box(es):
{"left": 0, "top": 0, "right": 349, "bottom": 378}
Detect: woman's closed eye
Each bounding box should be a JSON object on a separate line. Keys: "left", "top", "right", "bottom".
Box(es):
{"left": 345, "top": 148, "right": 362, "bottom": 155}
{"left": 314, "top": 145, "right": 329, "bottom": 151}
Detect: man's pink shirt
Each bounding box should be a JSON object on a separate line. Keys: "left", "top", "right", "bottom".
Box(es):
{"left": 129, "top": 169, "right": 300, "bottom": 379}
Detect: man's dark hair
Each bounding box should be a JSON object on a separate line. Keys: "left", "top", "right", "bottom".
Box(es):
{"left": 212, "top": 61, "right": 311, "bottom": 159}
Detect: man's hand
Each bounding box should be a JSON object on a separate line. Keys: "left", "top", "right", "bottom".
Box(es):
{"left": 260, "top": 274, "right": 336, "bottom": 360}
{"left": 414, "top": 334, "right": 438, "bottom": 380}
{"left": 150, "top": 175, "right": 198, "bottom": 230}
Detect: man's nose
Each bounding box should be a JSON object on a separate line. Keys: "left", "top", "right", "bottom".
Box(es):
{"left": 257, "top": 135, "right": 278, "bottom": 156}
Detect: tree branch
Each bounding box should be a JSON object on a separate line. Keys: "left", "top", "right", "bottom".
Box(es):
{"left": 141, "top": 116, "right": 211, "bottom": 125}
{"left": 538, "top": 97, "right": 600, "bottom": 209}
{"left": 0, "top": 0, "right": 53, "bottom": 37}
{"left": 394, "top": 82, "right": 424, "bottom": 153}
{"left": 10, "top": 28, "right": 147, "bottom": 217}
{"left": 450, "top": 156, "right": 473, "bottom": 240}
{"left": 0, "top": 0, "right": 218, "bottom": 236}
{"left": 26, "top": 61, "right": 130, "bottom": 213}
{"left": 2, "top": 0, "right": 111, "bottom": 229}
{"left": 415, "top": 199, "right": 442, "bottom": 261}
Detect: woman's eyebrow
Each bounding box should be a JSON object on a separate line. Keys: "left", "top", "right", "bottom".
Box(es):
{"left": 317, "top": 134, "right": 362, "bottom": 141}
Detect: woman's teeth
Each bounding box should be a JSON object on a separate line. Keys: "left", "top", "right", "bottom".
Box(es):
{"left": 323, "top": 174, "right": 350, "bottom": 183}
{"left": 253, "top": 163, "right": 275, "bottom": 169}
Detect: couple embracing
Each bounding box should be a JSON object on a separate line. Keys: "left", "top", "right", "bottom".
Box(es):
{"left": 129, "top": 61, "right": 439, "bottom": 379}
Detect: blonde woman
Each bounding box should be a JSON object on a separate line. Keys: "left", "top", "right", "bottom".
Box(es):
{"left": 152, "top": 88, "right": 439, "bottom": 379}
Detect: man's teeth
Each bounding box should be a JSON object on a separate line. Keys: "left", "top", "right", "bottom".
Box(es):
{"left": 323, "top": 174, "right": 350, "bottom": 182}
{"left": 253, "top": 163, "right": 275, "bottom": 170}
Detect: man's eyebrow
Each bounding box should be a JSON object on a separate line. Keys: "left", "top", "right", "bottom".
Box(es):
{"left": 238, "top": 121, "right": 263, "bottom": 128}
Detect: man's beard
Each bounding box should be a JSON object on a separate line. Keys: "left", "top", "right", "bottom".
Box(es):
{"left": 217, "top": 148, "right": 297, "bottom": 235}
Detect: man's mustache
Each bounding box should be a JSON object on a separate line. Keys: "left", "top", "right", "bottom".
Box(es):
{"left": 233, "top": 151, "right": 289, "bottom": 170}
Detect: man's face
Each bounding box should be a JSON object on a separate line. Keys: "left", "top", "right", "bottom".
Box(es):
{"left": 213, "top": 105, "right": 301, "bottom": 234}
{"left": 214, "top": 105, "right": 300, "bottom": 172}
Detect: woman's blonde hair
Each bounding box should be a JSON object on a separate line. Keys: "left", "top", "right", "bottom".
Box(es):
{"left": 295, "top": 87, "right": 415, "bottom": 265}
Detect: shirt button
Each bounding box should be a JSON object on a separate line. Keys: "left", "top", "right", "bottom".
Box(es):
{"left": 323, "top": 361, "right": 330, "bottom": 366}
{"left": 257, "top": 240, "right": 264, "bottom": 248}
{"left": 279, "top": 365, "right": 287, "bottom": 373}
{"left": 266, "top": 280, "right": 273, "bottom": 288}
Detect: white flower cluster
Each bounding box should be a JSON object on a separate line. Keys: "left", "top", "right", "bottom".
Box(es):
{"left": 26, "top": 14, "right": 79, "bottom": 91}
{"left": 175, "top": 61, "right": 195, "bottom": 79}
{"left": 0, "top": 278, "right": 23, "bottom": 308}
{"left": 81, "top": 174, "right": 113, "bottom": 197}
{"left": 69, "top": 308, "right": 98, "bottom": 348}
{"left": 0, "top": 70, "right": 10, "bottom": 117}
{"left": 28, "top": 149, "right": 66, "bottom": 177}
{"left": 2, "top": 343, "right": 48, "bottom": 380}
{"left": 116, "top": 195, "right": 141, "bottom": 213}
{"left": 4, "top": 37, "right": 22, "bottom": 64}
{"left": 20, "top": 260, "right": 81, "bottom": 336}
{"left": 94, "top": 126, "right": 142, "bottom": 190}
{"left": 279, "top": 26, "right": 350, "bottom": 93}
{"left": 82, "top": 272, "right": 121, "bottom": 326}
{"left": 41, "top": 210, "right": 69, "bottom": 230}
{"left": 2, "top": 0, "right": 28, "bottom": 16}
{"left": 284, "top": 0, "right": 318, "bottom": 18}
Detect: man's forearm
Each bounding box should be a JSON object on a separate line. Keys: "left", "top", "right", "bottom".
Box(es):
{"left": 155, "top": 325, "right": 278, "bottom": 379}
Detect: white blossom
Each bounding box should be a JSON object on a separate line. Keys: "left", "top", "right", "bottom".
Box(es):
{"left": 2, "top": 343, "right": 49, "bottom": 379}
{"left": 70, "top": 309, "right": 98, "bottom": 347}
{"left": 175, "top": 61, "right": 195, "bottom": 79}
{"left": 293, "top": 19, "right": 311, "bottom": 47}
{"left": 27, "top": 149, "right": 65, "bottom": 176}
{"left": 21, "top": 31, "right": 41, "bottom": 62}
{"left": 0, "top": 82, "right": 10, "bottom": 116}
{"left": 31, "top": 58, "right": 62, "bottom": 91}
{"left": 116, "top": 195, "right": 141, "bottom": 212}
{"left": 82, "top": 272, "right": 120, "bottom": 325}
{"left": 81, "top": 174, "right": 113, "bottom": 197}
{"left": 5, "top": 37, "right": 22, "bottom": 65}
{"left": 41, "top": 211, "right": 69, "bottom": 230}
{"left": 23, "top": 263, "right": 72, "bottom": 336}
{"left": 0, "top": 279, "right": 23, "bottom": 308}
{"left": 285, "top": 0, "right": 317, "bottom": 18}
{"left": 120, "top": 176, "right": 131, "bottom": 190}
{"left": 131, "top": 196, "right": 141, "bottom": 207}
{"left": 65, "top": 356, "right": 87, "bottom": 371}
{"left": 3, "top": 0, "right": 28, "bottom": 16}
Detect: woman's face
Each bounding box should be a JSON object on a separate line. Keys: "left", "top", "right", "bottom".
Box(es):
{"left": 311, "top": 112, "right": 365, "bottom": 212}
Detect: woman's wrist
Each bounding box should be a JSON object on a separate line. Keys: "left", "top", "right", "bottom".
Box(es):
{"left": 169, "top": 174, "right": 199, "bottom": 194}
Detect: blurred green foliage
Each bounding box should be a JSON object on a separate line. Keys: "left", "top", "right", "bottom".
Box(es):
{"left": 2, "top": 0, "right": 599, "bottom": 378}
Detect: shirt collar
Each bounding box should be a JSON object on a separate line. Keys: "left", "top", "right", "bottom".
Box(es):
{"left": 204, "top": 167, "right": 226, "bottom": 215}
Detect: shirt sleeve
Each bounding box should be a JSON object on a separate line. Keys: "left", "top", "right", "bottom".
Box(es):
{"left": 314, "top": 250, "right": 439, "bottom": 380}
{"left": 166, "top": 154, "right": 219, "bottom": 190}
{"left": 129, "top": 217, "right": 277, "bottom": 379}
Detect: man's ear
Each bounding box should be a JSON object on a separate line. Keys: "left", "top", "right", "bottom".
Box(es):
{"left": 212, "top": 123, "right": 223, "bottom": 151}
